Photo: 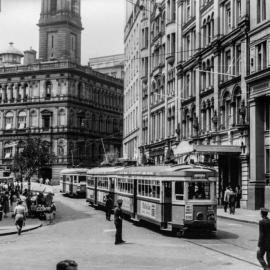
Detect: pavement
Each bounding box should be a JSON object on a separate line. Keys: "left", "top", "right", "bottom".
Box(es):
{"left": 0, "top": 213, "right": 42, "bottom": 236}
{"left": 217, "top": 207, "right": 260, "bottom": 224}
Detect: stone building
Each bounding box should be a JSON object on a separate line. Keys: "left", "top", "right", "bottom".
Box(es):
{"left": 176, "top": 0, "right": 249, "bottom": 207}
{"left": 123, "top": 0, "right": 143, "bottom": 162}
{"left": 88, "top": 54, "right": 125, "bottom": 80}
{"left": 246, "top": 0, "right": 270, "bottom": 209}
{"left": 0, "top": 0, "right": 123, "bottom": 181}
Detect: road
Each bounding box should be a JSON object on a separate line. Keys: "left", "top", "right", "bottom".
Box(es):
{"left": 0, "top": 192, "right": 261, "bottom": 270}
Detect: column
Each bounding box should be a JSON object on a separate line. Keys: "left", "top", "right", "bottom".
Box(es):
{"left": 240, "top": 155, "right": 249, "bottom": 208}
{"left": 7, "top": 83, "right": 12, "bottom": 103}
{"left": 248, "top": 100, "right": 265, "bottom": 209}
{"left": 13, "top": 83, "right": 19, "bottom": 102}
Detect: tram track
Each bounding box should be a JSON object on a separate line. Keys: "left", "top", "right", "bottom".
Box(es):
{"left": 184, "top": 237, "right": 261, "bottom": 268}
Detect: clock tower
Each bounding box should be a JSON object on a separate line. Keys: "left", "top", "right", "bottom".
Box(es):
{"left": 38, "top": 0, "right": 83, "bottom": 64}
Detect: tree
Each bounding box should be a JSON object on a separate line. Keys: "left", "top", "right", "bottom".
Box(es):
{"left": 11, "top": 138, "right": 56, "bottom": 191}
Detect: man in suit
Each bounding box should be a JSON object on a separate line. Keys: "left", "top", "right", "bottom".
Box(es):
{"left": 257, "top": 208, "right": 270, "bottom": 269}
{"left": 114, "top": 199, "right": 125, "bottom": 245}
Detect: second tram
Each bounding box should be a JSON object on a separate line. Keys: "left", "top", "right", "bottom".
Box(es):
{"left": 60, "top": 168, "right": 88, "bottom": 197}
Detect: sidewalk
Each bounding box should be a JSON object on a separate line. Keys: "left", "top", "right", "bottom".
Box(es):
{"left": 217, "top": 207, "right": 261, "bottom": 224}
{"left": 0, "top": 214, "right": 42, "bottom": 236}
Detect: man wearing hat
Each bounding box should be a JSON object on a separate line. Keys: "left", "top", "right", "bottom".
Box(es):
{"left": 257, "top": 208, "right": 270, "bottom": 269}
{"left": 114, "top": 199, "right": 125, "bottom": 245}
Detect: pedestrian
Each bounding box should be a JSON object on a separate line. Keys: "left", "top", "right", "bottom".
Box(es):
{"left": 10, "top": 191, "right": 18, "bottom": 217}
{"left": 45, "top": 178, "right": 50, "bottom": 185}
{"left": 14, "top": 200, "right": 26, "bottom": 235}
{"left": 105, "top": 194, "right": 113, "bottom": 221}
{"left": 229, "top": 188, "right": 236, "bottom": 214}
{"left": 223, "top": 186, "right": 231, "bottom": 213}
{"left": 257, "top": 208, "right": 270, "bottom": 269}
{"left": 114, "top": 199, "right": 125, "bottom": 245}
{"left": 2, "top": 191, "right": 10, "bottom": 217}
{"left": 235, "top": 184, "right": 242, "bottom": 208}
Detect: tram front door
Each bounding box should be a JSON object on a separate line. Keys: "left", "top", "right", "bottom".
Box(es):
{"left": 162, "top": 181, "right": 172, "bottom": 224}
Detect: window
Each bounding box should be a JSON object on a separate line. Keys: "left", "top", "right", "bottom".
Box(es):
{"left": 224, "top": 50, "right": 231, "bottom": 80}
{"left": 30, "top": 110, "right": 37, "bottom": 127}
{"left": 266, "top": 99, "right": 270, "bottom": 130}
{"left": 18, "top": 111, "right": 27, "bottom": 129}
{"left": 98, "top": 177, "right": 109, "bottom": 190}
{"left": 175, "top": 182, "right": 184, "bottom": 200}
{"left": 257, "top": 41, "right": 267, "bottom": 71}
{"left": 116, "top": 178, "right": 133, "bottom": 194}
{"left": 266, "top": 149, "right": 270, "bottom": 174}
{"left": 186, "top": 0, "right": 191, "bottom": 21}
{"left": 138, "top": 180, "right": 160, "bottom": 199}
{"left": 87, "top": 177, "right": 95, "bottom": 187}
{"left": 4, "top": 147, "right": 13, "bottom": 159}
{"left": 225, "top": 3, "right": 231, "bottom": 32}
{"left": 43, "top": 116, "right": 50, "bottom": 130}
{"left": 235, "top": 44, "right": 241, "bottom": 75}
{"left": 59, "top": 109, "right": 65, "bottom": 126}
{"left": 45, "top": 81, "right": 52, "bottom": 99}
{"left": 188, "top": 182, "right": 210, "bottom": 200}
{"left": 257, "top": 0, "right": 266, "bottom": 23}
{"left": 5, "top": 112, "right": 13, "bottom": 130}
{"left": 51, "top": 0, "right": 57, "bottom": 13}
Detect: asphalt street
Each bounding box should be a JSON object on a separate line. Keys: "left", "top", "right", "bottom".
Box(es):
{"left": 0, "top": 193, "right": 261, "bottom": 270}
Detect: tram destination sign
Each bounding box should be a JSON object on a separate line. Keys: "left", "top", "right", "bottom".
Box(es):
{"left": 193, "top": 174, "right": 206, "bottom": 179}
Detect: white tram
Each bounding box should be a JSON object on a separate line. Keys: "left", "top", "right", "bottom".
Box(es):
{"left": 60, "top": 168, "right": 88, "bottom": 197}
{"left": 86, "top": 164, "right": 218, "bottom": 235}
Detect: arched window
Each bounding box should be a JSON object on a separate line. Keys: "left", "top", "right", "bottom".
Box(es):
{"left": 232, "top": 87, "right": 242, "bottom": 125}
{"left": 222, "top": 92, "right": 231, "bottom": 129}
{"left": 18, "top": 111, "right": 27, "bottom": 129}
{"left": 45, "top": 81, "right": 52, "bottom": 99}
{"left": 202, "top": 62, "right": 206, "bottom": 90}
{"left": 201, "top": 102, "right": 206, "bottom": 132}
{"left": 5, "top": 112, "right": 13, "bottom": 130}
{"left": 99, "top": 116, "right": 103, "bottom": 132}
{"left": 207, "top": 16, "right": 211, "bottom": 44}
{"left": 30, "top": 110, "right": 37, "bottom": 127}
{"left": 59, "top": 109, "right": 66, "bottom": 126}
{"left": 203, "top": 19, "right": 207, "bottom": 47}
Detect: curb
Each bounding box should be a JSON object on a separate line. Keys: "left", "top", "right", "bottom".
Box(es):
{"left": 217, "top": 215, "right": 259, "bottom": 225}
{"left": 0, "top": 223, "right": 43, "bottom": 236}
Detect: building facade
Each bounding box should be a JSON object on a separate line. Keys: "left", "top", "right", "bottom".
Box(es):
{"left": 123, "top": 1, "right": 143, "bottom": 162}
{"left": 0, "top": 0, "right": 123, "bottom": 181}
{"left": 88, "top": 54, "right": 125, "bottom": 80}
{"left": 246, "top": 0, "right": 270, "bottom": 209}
{"left": 124, "top": 0, "right": 270, "bottom": 209}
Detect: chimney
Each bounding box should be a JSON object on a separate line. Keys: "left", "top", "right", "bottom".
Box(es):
{"left": 23, "top": 47, "right": 37, "bottom": 65}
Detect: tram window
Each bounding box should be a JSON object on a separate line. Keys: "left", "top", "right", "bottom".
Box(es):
{"left": 188, "top": 182, "right": 210, "bottom": 200}
{"left": 63, "top": 175, "right": 66, "bottom": 182}
{"left": 137, "top": 179, "right": 160, "bottom": 199}
{"left": 74, "top": 176, "right": 77, "bottom": 183}
{"left": 79, "top": 176, "right": 86, "bottom": 182}
{"left": 175, "top": 182, "right": 184, "bottom": 200}
{"left": 87, "top": 177, "right": 95, "bottom": 186}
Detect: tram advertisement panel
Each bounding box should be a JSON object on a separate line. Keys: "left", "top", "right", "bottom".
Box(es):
{"left": 98, "top": 191, "right": 107, "bottom": 203}
{"left": 116, "top": 195, "right": 133, "bottom": 212}
{"left": 87, "top": 189, "right": 95, "bottom": 200}
{"left": 140, "top": 201, "right": 156, "bottom": 219}
{"left": 185, "top": 204, "right": 193, "bottom": 220}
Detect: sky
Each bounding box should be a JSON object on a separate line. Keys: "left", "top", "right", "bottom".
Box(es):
{"left": 0, "top": 0, "right": 125, "bottom": 65}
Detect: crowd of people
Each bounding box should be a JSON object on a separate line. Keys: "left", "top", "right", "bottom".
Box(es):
{"left": 0, "top": 180, "right": 56, "bottom": 234}
{"left": 223, "top": 185, "right": 242, "bottom": 214}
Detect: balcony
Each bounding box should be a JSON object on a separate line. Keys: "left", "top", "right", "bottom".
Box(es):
{"left": 166, "top": 53, "right": 175, "bottom": 65}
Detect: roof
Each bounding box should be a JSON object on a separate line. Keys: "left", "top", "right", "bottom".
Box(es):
{"left": 87, "top": 165, "right": 217, "bottom": 178}
{"left": 0, "top": 42, "right": 23, "bottom": 57}
{"left": 60, "top": 168, "right": 89, "bottom": 174}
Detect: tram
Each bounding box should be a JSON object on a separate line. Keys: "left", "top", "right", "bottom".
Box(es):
{"left": 60, "top": 168, "right": 88, "bottom": 197}
{"left": 86, "top": 166, "right": 124, "bottom": 207}
{"left": 86, "top": 164, "right": 218, "bottom": 235}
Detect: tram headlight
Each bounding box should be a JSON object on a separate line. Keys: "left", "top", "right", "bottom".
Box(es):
{"left": 196, "top": 212, "right": 204, "bottom": 220}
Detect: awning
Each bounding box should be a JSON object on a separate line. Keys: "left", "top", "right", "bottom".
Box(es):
{"left": 175, "top": 141, "right": 241, "bottom": 156}
{"left": 194, "top": 145, "right": 241, "bottom": 154}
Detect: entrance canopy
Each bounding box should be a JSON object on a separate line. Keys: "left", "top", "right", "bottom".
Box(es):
{"left": 175, "top": 141, "right": 241, "bottom": 157}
